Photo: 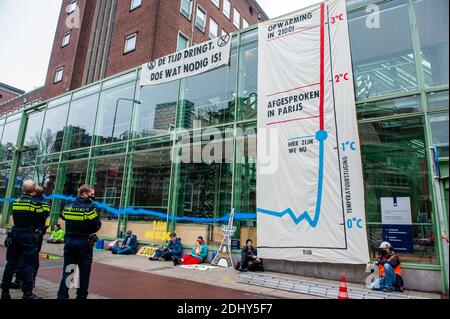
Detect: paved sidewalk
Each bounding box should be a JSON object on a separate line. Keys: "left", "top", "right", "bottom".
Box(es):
{"left": 0, "top": 233, "right": 444, "bottom": 299}
{"left": 0, "top": 265, "right": 108, "bottom": 299}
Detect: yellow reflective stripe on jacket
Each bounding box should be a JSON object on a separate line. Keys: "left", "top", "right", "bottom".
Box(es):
{"left": 62, "top": 208, "right": 97, "bottom": 221}
{"left": 85, "top": 209, "right": 98, "bottom": 220}
{"left": 42, "top": 203, "right": 51, "bottom": 212}
{"left": 62, "top": 214, "right": 85, "bottom": 221}
{"left": 12, "top": 203, "right": 44, "bottom": 213}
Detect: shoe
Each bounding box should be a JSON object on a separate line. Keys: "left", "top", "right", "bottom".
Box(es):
{"left": 382, "top": 287, "right": 394, "bottom": 293}
{"left": 1, "top": 290, "right": 11, "bottom": 300}
{"left": 22, "top": 293, "right": 42, "bottom": 300}
{"left": 157, "top": 257, "right": 165, "bottom": 261}
{"left": 149, "top": 256, "right": 158, "bottom": 261}
{"left": 239, "top": 268, "right": 248, "bottom": 272}
{"left": 11, "top": 280, "right": 22, "bottom": 289}
{"left": 172, "top": 257, "right": 180, "bottom": 266}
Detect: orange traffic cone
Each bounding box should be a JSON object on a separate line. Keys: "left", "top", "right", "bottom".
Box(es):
{"left": 338, "top": 274, "right": 349, "bottom": 299}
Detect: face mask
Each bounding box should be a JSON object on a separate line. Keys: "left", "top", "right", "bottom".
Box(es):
{"left": 88, "top": 195, "right": 96, "bottom": 202}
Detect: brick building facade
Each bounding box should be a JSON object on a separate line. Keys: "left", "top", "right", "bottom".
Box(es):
{"left": 0, "top": 0, "right": 267, "bottom": 115}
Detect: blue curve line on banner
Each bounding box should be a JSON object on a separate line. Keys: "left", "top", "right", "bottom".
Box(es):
{"left": 0, "top": 194, "right": 256, "bottom": 223}
{"left": 257, "top": 130, "right": 328, "bottom": 227}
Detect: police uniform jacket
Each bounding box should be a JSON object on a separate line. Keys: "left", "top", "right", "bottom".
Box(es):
{"left": 12, "top": 194, "right": 47, "bottom": 231}
{"left": 61, "top": 198, "right": 102, "bottom": 237}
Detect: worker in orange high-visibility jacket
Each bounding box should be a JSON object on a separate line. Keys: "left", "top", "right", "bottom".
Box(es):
{"left": 370, "top": 241, "right": 404, "bottom": 293}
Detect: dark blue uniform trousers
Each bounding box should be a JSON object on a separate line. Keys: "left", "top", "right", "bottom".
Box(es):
{"left": 57, "top": 237, "right": 93, "bottom": 299}
{"left": 1, "top": 229, "right": 37, "bottom": 294}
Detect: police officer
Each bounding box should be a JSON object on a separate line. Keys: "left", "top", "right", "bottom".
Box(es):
{"left": 33, "top": 186, "right": 51, "bottom": 285}
{"left": 9, "top": 186, "right": 51, "bottom": 290}
{"left": 1, "top": 180, "right": 45, "bottom": 299}
{"left": 57, "top": 184, "right": 101, "bottom": 300}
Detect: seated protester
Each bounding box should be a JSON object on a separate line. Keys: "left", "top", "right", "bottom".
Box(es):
{"left": 47, "top": 224, "right": 65, "bottom": 244}
{"left": 173, "top": 236, "right": 207, "bottom": 266}
{"left": 150, "top": 232, "right": 183, "bottom": 261}
{"left": 371, "top": 241, "right": 404, "bottom": 293}
{"left": 237, "top": 239, "right": 263, "bottom": 272}
{"left": 111, "top": 230, "right": 138, "bottom": 255}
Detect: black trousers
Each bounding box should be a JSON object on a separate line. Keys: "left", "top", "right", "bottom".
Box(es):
{"left": 240, "top": 251, "right": 263, "bottom": 271}
{"left": 1, "top": 229, "right": 37, "bottom": 294}
{"left": 57, "top": 237, "right": 93, "bottom": 299}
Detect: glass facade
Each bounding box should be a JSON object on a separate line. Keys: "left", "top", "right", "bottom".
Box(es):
{"left": 0, "top": 0, "right": 448, "bottom": 279}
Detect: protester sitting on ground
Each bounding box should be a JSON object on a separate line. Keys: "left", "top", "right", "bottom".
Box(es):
{"left": 371, "top": 241, "right": 404, "bottom": 293}
{"left": 236, "top": 239, "right": 264, "bottom": 272}
{"left": 149, "top": 232, "right": 183, "bottom": 261}
{"left": 47, "top": 224, "right": 65, "bottom": 244}
{"left": 111, "top": 230, "right": 138, "bottom": 255}
{"left": 173, "top": 236, "right": 208, "bottom": 266}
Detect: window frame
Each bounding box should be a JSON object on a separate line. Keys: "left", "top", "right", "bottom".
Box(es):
{"left": 209, "top": 18, "right": 219, "bottom": 39}
{"left": 177, "top": 31, "right": 190, "bottom": 51}
{"left": 243, "top": 18, "right": 249, "bottom": 29}
{"left": 123, "top": 33, "right": 137, "bottom": 54}
{"left": 54, "top": 67, "right": 64, "bottom": 84}
{"left": 180, "top": 0, "right": 193, "bottom": 20}
{"left": 233, "top": 8, "right": 241, "bottom": 28}
{"left": 130, "top": 0, "right": 142, "bottom": 11}
{"left": 195, "top": 5, "right": 207, "bottom": 33}
{"left": 61, "top": 31, "right": 71, "bottom": 47}
{"left": 223, "top": 0, "right": 231, "bottom": 19}
{"left": 211, "top": 0, "right": 220, "bottom": 9}
{"left": 67, "top": 0, "right": 77, "bottom": 14}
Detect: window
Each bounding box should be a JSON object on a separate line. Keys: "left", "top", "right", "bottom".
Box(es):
{"left": 195, "top": 5, "right": 207, "bottom": 32}
{"left": 130, "top": 0, "right": 141, "bottom": 11}
{"left": 177, "top": 32, "right": 189, "bottom": 51}
{"left": 135, "top": 81, "right": 179, "bottom": 138}
{"left": 223, "top": 0, "right": 231, "bottom": 19}
{"left": 127, "top": 149, "right": 172, "bottom": 223}
{"left": 95, "top": 83, "right": 135, "bottom": 145}
{"left": 67, "top": 0, "right": 77, "bottom": 14}
{"left": 414, "top": 0, "right": 449, "bottom": 87}
{"left": 233, "top": 8, "right": 241, "bottom": 28}
{"left": 23, "top": 112, "right": 44, "bottom": 147}
{"left": 54, "top": 67, "right": 64, "bottom": 83}
{"left": 430, "top": 113, "right": 449, "bottom": 157}
{"left": 124, "top": 33, "right": 137, "bottom": 54}
{"left": 209, "top": 19, "right": 218, "bottom": 39}
{"left": 211, "top": 0, "right": 220, "bottom": 8}
{"left": 180, "top": 50, "right": 237, "bottom": 128}
{"left": 243, "top": 18, "right": 249, "bottom": 29}
{"left": 359, "top": 117, "right": 438, "bottom": 264}
{"left": 41, "top": 103, "right": 70, "bottom": 154}
{"left": 180, "top": 0, "right": 193, "bottom": 19}
{"left": 62, "top": 31, "right": 71, "bottom": 47}
{"left": 66, "top": 93, "right": 99, "bottom": 150}
{"left": 238, "top": 42, "right": 258, "bottom": 121}
{"left": 348, "top": 0, "right": 418, "bottom": 100}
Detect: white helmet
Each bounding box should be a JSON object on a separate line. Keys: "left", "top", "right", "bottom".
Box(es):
{"left": 379, "top": 241, "right": 392, "bottom": 249}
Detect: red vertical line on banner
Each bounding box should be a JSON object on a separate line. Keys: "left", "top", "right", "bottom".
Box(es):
{"left": 320, "top": 2, "right": 325, "bottom": 131}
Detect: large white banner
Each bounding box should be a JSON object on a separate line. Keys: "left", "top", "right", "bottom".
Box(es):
{"left": 140, "top": 35, "right": 231, "bottom": 87}
{"left": 257, "top": 0, "right": 369, "bottom": 264}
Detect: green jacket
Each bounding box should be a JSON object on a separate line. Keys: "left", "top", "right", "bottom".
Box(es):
{"left": 50, "top": 228, "right": 65, "bottom": 241}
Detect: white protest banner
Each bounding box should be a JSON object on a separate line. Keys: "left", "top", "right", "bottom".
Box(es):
{"left": 257, "top": 0, "right": 370, "bottom": 264}
{"left": 140, "top": 35, "right": 231, "bottom": 87}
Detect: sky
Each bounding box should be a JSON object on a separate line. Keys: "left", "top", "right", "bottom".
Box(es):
{"left": 0, "top": 0, "right": 321, "bottom": 93}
